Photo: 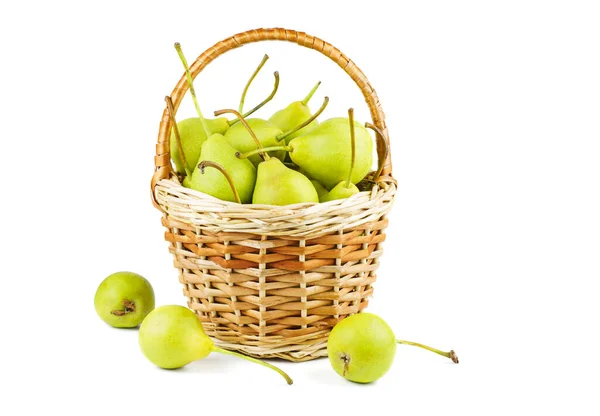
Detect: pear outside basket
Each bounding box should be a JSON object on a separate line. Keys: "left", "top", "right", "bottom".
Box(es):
{"left": 151, "top": 28, "right": 397, "bottom": 362}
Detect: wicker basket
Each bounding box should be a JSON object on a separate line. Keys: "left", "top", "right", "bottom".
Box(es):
{"left": 150, "top": 28, "right": 396, "bottom": 362}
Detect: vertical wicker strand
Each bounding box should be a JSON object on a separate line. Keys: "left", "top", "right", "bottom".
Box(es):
{"left": 333, "top": 229, "right": 343, "bottom": 320}
{"left": 175, "top": 226, "right": 196, "bottom": 316}
{"left": 202, "top": 229, "right": 217, "bottom": 320}
{"left": 360, "top": 227, "right": 372, "bottom": 310}
{"left": 225, "top": 240, "right": 240, "bottom": 323}
{"left": 299, "top": 239, "right": 307, "bottom": 329}
{"left": 259, "top": 235, "right": 267, "bottom": 338}
{"left": 372, "top": 214, "right": 387, "bottom": 306}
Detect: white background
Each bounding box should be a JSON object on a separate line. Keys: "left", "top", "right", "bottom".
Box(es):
{"left": 1, "top": 0, "right": 599, "bottom": 414}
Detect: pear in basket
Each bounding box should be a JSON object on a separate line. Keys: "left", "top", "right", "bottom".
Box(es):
{"left": 269, "top": 81, "right": 322, "bottom": 143}
{"left": 321, "top": 109, "right": 361, "bottom": 202}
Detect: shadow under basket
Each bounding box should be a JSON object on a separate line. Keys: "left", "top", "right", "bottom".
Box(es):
{"left": 151, "top": 28, "right": 397, "bottom": 362}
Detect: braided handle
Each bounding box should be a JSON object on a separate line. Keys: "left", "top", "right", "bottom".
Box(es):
{"left": 151, "top": 28, "right": 392, "bottom": 207}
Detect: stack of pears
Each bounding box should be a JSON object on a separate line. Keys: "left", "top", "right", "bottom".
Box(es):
{"left": 168, "top": 43, "right": 379, "bottom": 206}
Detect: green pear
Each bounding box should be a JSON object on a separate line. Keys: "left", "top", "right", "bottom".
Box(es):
{"left": 169, "top": 117, "right": 207, "bottom": 174}
{"left": 187, "top": 134, "right": 256, "bottom": 203}
{"left": 94, "top": 272, "right": 155, "bottom": 328}
{"left": 139, "top": 306, "right": 211, "bottom": 369}
{"left": 320, "top": 109, "right": 362, "bottom": 202}
{"left": 269, "top": 81, "right": 321, "bottom": 144}
{"left": 328, "top": 312, "right": 459, "bottom": 384}
{"left": 253, "top": 158, "right": 319, "bottom": 205}
{"left": 322, "top": 181, "right": 360, "bottom": 202}
{"left": 311, "top": 179, "right": 329, "bottom": 201}
{"left": 328, "top": 313, "right": 397, "bottom": 383}
{"left": 139, "top": 305, "right": 293, "bottom": 384}
{"left": 287, "top": 117, "right": 373, "bottom": 189}
{"left": 225, "top": 119, "right": 287, "bottom": 166}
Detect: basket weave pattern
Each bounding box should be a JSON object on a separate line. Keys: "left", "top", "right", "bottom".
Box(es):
{"left": 151, "top": 28, "right": 396, "bottom": 361}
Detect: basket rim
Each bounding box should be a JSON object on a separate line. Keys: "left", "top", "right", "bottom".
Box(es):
{"left": 155, "top": 177, "right": 396, "bottom": 238}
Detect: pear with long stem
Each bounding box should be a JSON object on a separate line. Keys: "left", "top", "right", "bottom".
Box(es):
{"left": 186, "top": 133, "right": 256, "bottom": 203}
{"left": 269, "top": 81, "right": 322, "bottom": 143}
{"left": 195, "top": 160, "right": 243, "bottom": 204}
{"left": 139, "top": 305, "right": 292, "bottom": 384}
{"left": 328, "top": 313, "right": 457, "bottom": 384}
{"left": 170, "top": 45, "right": 278, "bottom": 174}
{"left": 321, "top": 109, "right": 361, "bottom": 202}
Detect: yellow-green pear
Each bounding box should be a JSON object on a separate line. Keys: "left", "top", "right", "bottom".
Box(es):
{"left": 320, "top": 109, "right": 362, "bottom": 202}
{"left": 187, "top": 134, "right": 256, "bottom": 203}
{"left": 269, "top": 81, "right": 321, "bottom": 143}
{"left": 287, "top": 117, "right": 373, "bottom": 190}
{"left": 328, "top": 312, "right": 459, "bottom": 384}
{"left": 139, "top": 305, "right": 293, "bottom": 384}
{"left": 252, "top": 158, "right": 318, "bottom": 205}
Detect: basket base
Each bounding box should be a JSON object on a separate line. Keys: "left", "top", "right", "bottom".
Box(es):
{"left": 211, "top": 337, "right": 328, "bottom": 362}
{"left": 201, "top": 318, "right": 333, "bottom": 362}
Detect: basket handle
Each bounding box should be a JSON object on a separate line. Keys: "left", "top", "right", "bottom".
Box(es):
{"left": 151, "top": 28, "right": 393, "bottom": 208}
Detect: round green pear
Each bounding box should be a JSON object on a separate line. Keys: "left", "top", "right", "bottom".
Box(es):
{"left": 94, "top": 272, "right": 155, "bottom": 328}
{"left": 327, "top": 313, "right": 397, "bottom": 383}
{"left": 328, "top": 312, "right": 459, "bottom": 384}
{"left": 269, "top": 81, "right": 321, "bottom": 144}
{"left": 139, "top": 305, "right": 293, "bottom": 384}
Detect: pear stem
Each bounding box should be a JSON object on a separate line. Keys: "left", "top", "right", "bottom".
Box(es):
{"left": 341, "top": 353, "right": 350, "bottom": 377}
{"left": 174, "top": 42, "right": 209, "bottom": 134}
{"left": 365, "top": 122, "right": 389, "bottom": 181}
{"left": 277, "top": 96, "right": 330, "bottom": 140}
{"left": 110, "top": 300, "right": 135, "bottom": 316}
{"left": 212, "top": 346, "right": 293, "bottom": 385}
{"left": 397, "top": 340, "right": 459, "bottom": 364}
{"left": 214, "top": 109, "right": 269, "bottom": 161}
{"left": 165, "top": 96, "right": 192, "bottom": 177}
{"left": 346, "top": 108, "right": 356, "bottom": 189}
{"left": 229, "top": 71, "right": 280, "bottom": 126}
{"left": 237, "top": 145, "right": 290, "bottom": 160}
{"left": 301, "top": 81, "right": 321, "bottom": 105}
{"left": 238, "top": 54, "right": 269, "bottom": 115}
{"left": 198, "top": 161, "right": 241, "bottom": 204}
